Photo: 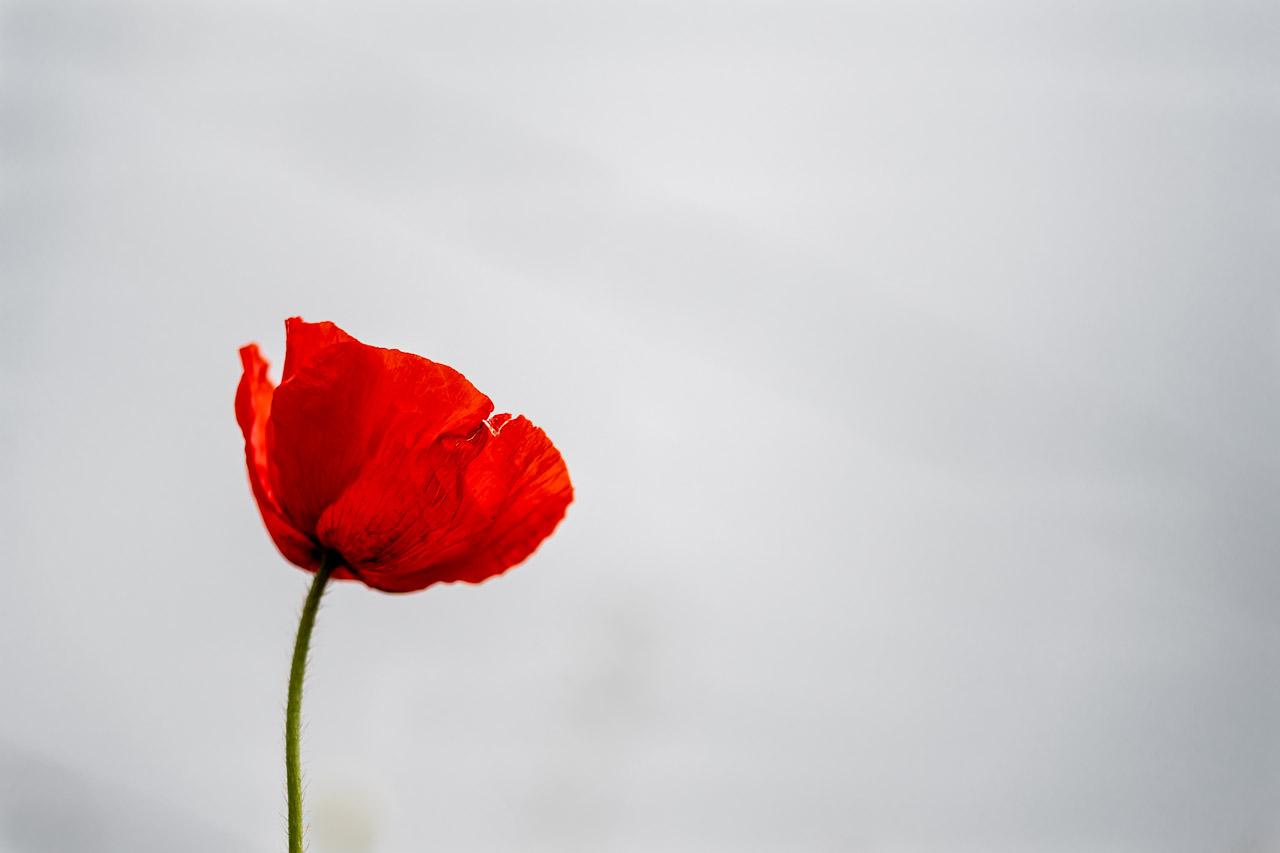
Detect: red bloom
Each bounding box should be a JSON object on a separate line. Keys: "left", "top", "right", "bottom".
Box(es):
{"left": 235, "top": 318, "right": 572, "bottom": 593}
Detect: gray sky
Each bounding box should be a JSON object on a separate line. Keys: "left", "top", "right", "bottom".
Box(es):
{"left": 2, "top": 1, "right": 1279, "bottom": 851}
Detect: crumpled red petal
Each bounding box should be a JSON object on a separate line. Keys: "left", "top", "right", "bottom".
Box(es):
{"left": 266, "top": 319, "right": 494, "bottom": 536}
{"left": 429, "top": 415, "right": 573, "bottom": 586}
{"left": 315, "top": 414, "right": 573, "bottom": 592}
{"left": 235, "top": 344, "right": 323, "bottom": 570}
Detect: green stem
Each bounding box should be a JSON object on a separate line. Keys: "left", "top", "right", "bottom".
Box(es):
{"left": 286, "top": 553, "right": 336, "bottom": 853}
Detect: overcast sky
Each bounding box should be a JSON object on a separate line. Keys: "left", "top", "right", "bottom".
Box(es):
{"left": 2, "top": 1, "right": 1279, "bottom": 851}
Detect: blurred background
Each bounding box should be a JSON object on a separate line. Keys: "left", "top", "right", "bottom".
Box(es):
{"left": 2, "top": 1, "right": 1279, "bottom": 851}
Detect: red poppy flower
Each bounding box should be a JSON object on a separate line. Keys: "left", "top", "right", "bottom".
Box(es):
{"left": 235, "top": 317, "right": 572, "bottom": 593}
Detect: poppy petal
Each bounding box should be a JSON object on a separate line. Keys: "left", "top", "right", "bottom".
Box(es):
{"left": 434, "top": 415, "right": 573, "bottom": 585}
{"left": 280, "top": 316, "right": 356, "bottom": 383}
{"left": 235, "top": 344, "right": 322, "bottom": 569}
{"left": 316, "top": 415, "right": 572, "bottom": 592}
{"left": 266, "top": 320, "right": 494, "bottom": 535}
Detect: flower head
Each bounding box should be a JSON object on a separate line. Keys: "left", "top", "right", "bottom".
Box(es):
{"left": 236, "top": 318, "right": 572, "bottom": 592}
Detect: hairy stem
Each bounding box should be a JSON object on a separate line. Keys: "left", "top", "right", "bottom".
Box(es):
{"left": 286, "top": 553, "right": 335, "bottom": 853}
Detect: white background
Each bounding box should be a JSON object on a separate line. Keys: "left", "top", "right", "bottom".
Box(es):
{"left": 2, "top": 1, "right": 1279, "bottom": 851}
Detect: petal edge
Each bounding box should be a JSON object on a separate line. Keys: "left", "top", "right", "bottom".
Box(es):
{"left": 236, "top": 343, "right": 323, "bottom": 570}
